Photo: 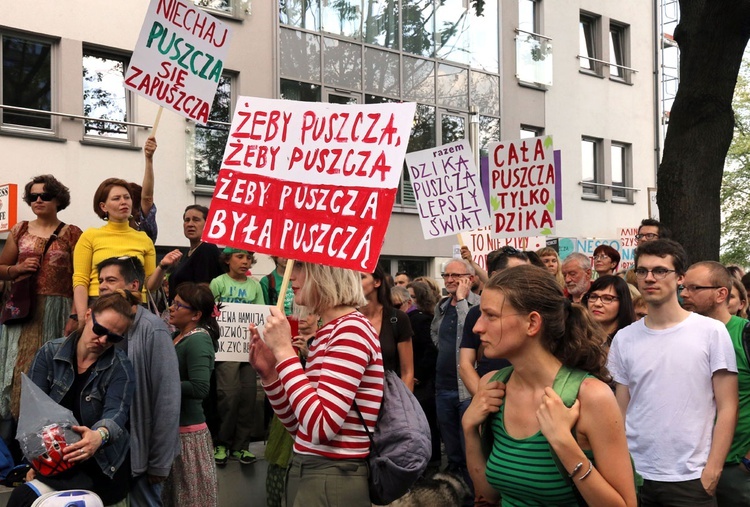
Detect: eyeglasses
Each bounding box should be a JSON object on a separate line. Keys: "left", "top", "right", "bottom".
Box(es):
{"left": 90, "top": 313, "right": 125, "bottom": 344}
{"left": 28, "top": 192, "right": 55, "bottom": 202}
{"left": 635, "top": 233, "right": 659, "bottom": 241}
{"left": 680, "top": 284, "right": 722, "bottom": 293}
{"left": 634, "top": 267, "right": 676, "bottom": 279}
{"left": 441, "top": 273, "right": 471, "bottom": 280}
{"left": 593, "top": 254, "right": 612, "bottom": 261}
{"left": 171, "top": 301, "right": 195, "bottom": 311}
{"left": 585, "top": 294, "right": 619, "bottom": 305}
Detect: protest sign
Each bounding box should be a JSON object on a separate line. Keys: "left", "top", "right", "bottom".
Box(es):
{"left": 459, "top": 226, "right": 546, "bottom": 270}
{"left": 124, "top": 0, "right": 232, "bottom": 124}
{"left": 488, "top": 136, "right": 556, "bottom": 238}
{"left": 203, "top": 98, "right": 416, "bottom": 272}
{"left": 215, "top": 302, "right": 272, "bottom": 362}
{"left": 406, "top": 140, "right": 490, "bottom": 239}
{"left": 618, "top": 227, "right": 637, "bottom": 270}
{"left": 0, "top": 184, "right": 17, "bottom": 232}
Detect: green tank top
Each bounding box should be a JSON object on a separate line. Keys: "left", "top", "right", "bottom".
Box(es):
{"left": 485, "top": 401, "right": 594, "bottom": 506}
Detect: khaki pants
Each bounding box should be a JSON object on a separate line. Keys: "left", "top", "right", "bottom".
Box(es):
{"left": 284, "top": 453, "right": 369, "bottom": 507}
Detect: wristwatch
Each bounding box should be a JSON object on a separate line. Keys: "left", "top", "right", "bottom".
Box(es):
{"left": 741, "top": 457, "right": 750, "bottom": 472}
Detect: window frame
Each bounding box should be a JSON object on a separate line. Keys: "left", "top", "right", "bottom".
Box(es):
{"left": 581, "top": 136, "right": 605, "bottom": 200}
{"left": 608, "top": 21, "right": 632, "bottom": 84}
{"left": 82, "top": 47, "right": 134, "bottom": 145}
{"left": 610, "top": 141, "right": 633, "bottom": 203}
{"left": 0, "top": 31, "right": 57, "bottom": 135}
{"left": 578, "top": 12, "right": 603, "bottom": 77}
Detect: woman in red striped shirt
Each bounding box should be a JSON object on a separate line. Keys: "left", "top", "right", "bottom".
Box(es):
{"left": 249, "top": 261, "right": 384, "bottom": 507}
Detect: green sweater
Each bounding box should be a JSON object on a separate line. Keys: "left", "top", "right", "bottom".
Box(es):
{"left": 174, "top": 329, "right": 215, "bottom": 426}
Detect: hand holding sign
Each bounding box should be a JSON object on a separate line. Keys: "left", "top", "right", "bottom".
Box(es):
{"left": 262, "top": 306, "right": 295, "bottom": 360}
{"left": 248, "top": 324, "right": 277, "bottom": 384}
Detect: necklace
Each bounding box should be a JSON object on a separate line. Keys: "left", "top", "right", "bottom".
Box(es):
{"left": 173, "top": 327, "right": 203, "bottom": 346}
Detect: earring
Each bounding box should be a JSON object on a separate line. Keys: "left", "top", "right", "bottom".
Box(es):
{"left": 129, "top": 215, "right": 134, "bottom": 220}
{"left": 103, "top": 211, "right": 109, "bottom": 221}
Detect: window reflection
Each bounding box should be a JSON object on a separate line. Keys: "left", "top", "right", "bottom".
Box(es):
{"left": 399, "top": 104, "right": 436, "bottom": 206}
{"left": 581, "top": 138, "right": 598, "bottom": 195}
{"left": 437, "top": 63, "right": 468, "bottom": 109}
{"left": 611, "top": 144, "right": 626, "bottom": 199}
{"left": 83, "top": 53, "right": 129, "bottom": 139}
{"left": 402, "top": 0, "right": 435, "bottom": 57}
{"left": 324, "top": 38, "right": 361, "bottom": 90}
{"left": 279, "top": 28, "right": 321, "bottom": 82}
{"left": 435, "top": 0, "right": 470, "bottom": 65}
{"left": 363, "top": 0, "right": 399, "bottom": 49}
{"left": 365, "top": 47, "right": 400, "bottom": 96}
{"left": 280, "top": 0, "right": 321, "bottom": 30}
{"left": 321, "top": 0, "right": 362, "bottom": 40}
{"left": 194, "top": 0, "right": 232, "bottom": 14}
{"left": 441, "top": 113, "right": 465, "bottom": 144}
{"left": 280, "top": 79, "right": 321, "bottom": 102}
{"left": 478, "top": 116, "right": 500, "bottom": 157}
{"left": 403, "top": 56, "right": 435, "bottom": 102}
{"left": 471, "top": 72, "right": 499, "bottom": 117}
{"left": 195, "top": 75, "right": 232, "bottom": 187}
{"left": 2, "top": 35, "right": 52, "bottom": 129}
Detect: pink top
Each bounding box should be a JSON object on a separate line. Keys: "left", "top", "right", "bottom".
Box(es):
{"left": 264, "top": 311, "right": 384, "bottom": 459}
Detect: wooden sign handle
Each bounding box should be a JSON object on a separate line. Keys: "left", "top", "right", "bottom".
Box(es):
{"left": 276, "top": 259, "right": 295, "bottom": 312}
{"left": 151, "top": 107, "right": 164, "bottom": 137}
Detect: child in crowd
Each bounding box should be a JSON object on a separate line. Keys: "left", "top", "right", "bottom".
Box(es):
{"left": 210, "top": 248, "right": 264, "bottom": 466}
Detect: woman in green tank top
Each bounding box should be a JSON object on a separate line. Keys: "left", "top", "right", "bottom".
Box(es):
{"left": 462, "top": 265, "right": 637, "bottom": 507}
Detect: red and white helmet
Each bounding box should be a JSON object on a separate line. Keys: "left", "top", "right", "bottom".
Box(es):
{"left": 30, "top": 424, "right": 77, "bottom": 477}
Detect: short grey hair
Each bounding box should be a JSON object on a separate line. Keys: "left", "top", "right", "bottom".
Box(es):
{"left": 444, "top": 258, "right": 475, "bottom": 275}
{"left": 562, "top": 253, "right": 590, "bottom": 271}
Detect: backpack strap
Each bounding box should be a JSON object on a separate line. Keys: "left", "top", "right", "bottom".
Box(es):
{"left": 352, "top": 400, "right": 379, "bottom": 458}
{"left": 480, "top": 366, "right": 515, "bottom": 457}
{"left": 547, "top": 366, "right": 588, "bottom": 505}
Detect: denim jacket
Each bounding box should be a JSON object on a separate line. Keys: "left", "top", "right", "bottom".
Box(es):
{"left": 29, "top": 335, "right": 135, "bottom": 479}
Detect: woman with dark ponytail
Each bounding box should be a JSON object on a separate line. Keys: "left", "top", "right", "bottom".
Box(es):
{"left": 162, "top": 283, "right": 219, "bottom": 507}
{"left": 462, "top": 265, "right": 636, "bottom": 506}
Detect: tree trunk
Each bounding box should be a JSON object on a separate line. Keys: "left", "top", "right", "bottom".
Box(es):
{"left": 658, "top": 0, "right": 750, "bottom": 262}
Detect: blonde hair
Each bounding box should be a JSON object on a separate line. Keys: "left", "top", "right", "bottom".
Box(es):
{"left": 413, "top": 276, "right": 441, "bottom": 301}
{"left": 296, "top": 263, "right": 366, "bottom": 314}
{"left": 536, "top": 247, "right": 565, "bottom": 289}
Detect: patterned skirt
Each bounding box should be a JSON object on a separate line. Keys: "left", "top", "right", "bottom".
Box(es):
{"left": 0, "top": 294, "right": 69, "bottom": 420}
{"left": 162, "top": 424, "right": 218, "bottom": 507}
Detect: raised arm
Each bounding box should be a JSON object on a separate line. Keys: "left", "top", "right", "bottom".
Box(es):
{"left": 141, "top": 136, "right": 156, "bottom": 217}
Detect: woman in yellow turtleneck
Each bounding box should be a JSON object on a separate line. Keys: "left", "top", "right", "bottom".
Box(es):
{"left": 72, "top": 178, "right": 157, "bottom": 321}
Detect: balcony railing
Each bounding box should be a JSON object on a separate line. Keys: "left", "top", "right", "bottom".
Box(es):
{"left": 515, "top": 29, "right": 553, "bottom": 86}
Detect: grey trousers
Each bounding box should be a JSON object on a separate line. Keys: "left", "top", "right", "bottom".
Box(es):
{"left": 284, "top": 453, "right": 369, "bottom": 507}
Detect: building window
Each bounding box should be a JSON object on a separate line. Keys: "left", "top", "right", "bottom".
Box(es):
{"left": 611, "top": 142, "right": 632, "bottom": 202}
{"left": 520, "top": 125, "right": 543, "bottom": 139}
{"left": 1, "top": 34, "right": 52, "bottom": 130}
{"left": 280, "top": 79, "right": 321, "bottom": 102}
{"left": 579, "top": 13, "right": 602, "bottom": 75}
{"left": 516, "top": 0, "right": 552, "bottom": 86}
{"left": 609, "top": 22, "right": 631, "bottom": 82}
{"left": 581, "top": 137, "right": 603, "bottom": 199}
{"left": 194, "top": 0, "right": 233, "bottom": 16}
{"left": 194, "top": 74, "right": 233, "bottom": 187}
{"left": 82, "top": 51, "right": 130, "bottom": 141}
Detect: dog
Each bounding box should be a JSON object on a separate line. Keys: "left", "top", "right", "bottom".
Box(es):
{"left": 383, "top": 472, "right": 471, "bottom": 507}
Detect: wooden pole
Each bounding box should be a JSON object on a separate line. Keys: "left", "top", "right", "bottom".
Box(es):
{"left": 276, "top": 259, "right": 295, "bottom": 311}
{"left": 151, "top": 107, "right": 164, "bottom": 137}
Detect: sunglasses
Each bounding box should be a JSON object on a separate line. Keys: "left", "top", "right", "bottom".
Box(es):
{"left": 28, "top": 192, "right": 55, "bottom": 202}
{"left": 91, "top": 312, "right": 125, "bottom": 344}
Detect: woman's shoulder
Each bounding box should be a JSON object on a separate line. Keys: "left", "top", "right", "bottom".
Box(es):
{"left": 10, "top": 221, "right": 29, "bottom": 237}
{"left": 577, "top": 376, "right": 618, "bottom": 409}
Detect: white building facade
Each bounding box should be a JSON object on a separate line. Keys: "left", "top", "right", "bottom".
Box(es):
{"left": 0, "top": 0, "right": 658, "bottom": 278}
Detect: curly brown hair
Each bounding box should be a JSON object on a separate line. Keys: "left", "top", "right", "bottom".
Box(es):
{"left": 23, "top": 175, "right": 71, "bottom": 210}
{"left": 485, "top": 264, "right": 611, "bottom": 382}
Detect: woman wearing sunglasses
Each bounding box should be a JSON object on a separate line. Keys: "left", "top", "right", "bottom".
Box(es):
{"left": 162, "top": 282, "right": 220, "bottom": 507}
{"left": 9, "top": 291, "right": 137, "bottom": 507}
{"left": 0, "top": 175, "right": 83, "bottom": 423}
{"left": 583, "top": 275, "right": 636, "bottom": 345}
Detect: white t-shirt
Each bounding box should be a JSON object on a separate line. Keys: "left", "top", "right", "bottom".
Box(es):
{"left": 607, "top": 312, "right": 737, "bottom": 481}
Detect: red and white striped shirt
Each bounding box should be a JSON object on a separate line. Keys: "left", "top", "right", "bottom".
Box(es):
{"left": 264, "top": 311, "right": 384, "bottom": 459}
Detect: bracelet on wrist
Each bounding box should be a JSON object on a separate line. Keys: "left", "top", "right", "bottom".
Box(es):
{"left": 568, "top": 461, "right": 584, "bottom": 478}
{"left": 6, "top": 266, "right": 13, "bottom": 279}
{"left": 578, "top": 460, "right": 593, "bottom": 481}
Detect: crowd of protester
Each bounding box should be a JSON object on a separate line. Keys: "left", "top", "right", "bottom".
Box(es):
{"left": 1, "top": 150, "right": 749, "bottom": 507}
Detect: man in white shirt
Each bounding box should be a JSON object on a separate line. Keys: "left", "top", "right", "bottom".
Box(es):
{"left": 608, "top": 239, "right": 738, "bottom": 506}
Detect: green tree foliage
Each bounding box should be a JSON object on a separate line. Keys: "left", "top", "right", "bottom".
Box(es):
{"left": 720, "top": 59, "right": 750, "bottom": 266}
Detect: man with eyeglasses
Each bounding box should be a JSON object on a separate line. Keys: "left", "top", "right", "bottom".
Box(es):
{"left": 97, "top": 256, "right": 181, "bottom": 507}
{"left": 635, "top": 218, "right": 671, "bottom": 245}
{"left": 430, "top": 258, "right": 479, "bottom": 490}
{"left": 681, "top": 261, "right": 750, "bottom": 506}
{"left": 608, "top": 240, "right": 738, "bottom": 506}
{"left": 561, "top": 252, "right": 592, "bottom": 303}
